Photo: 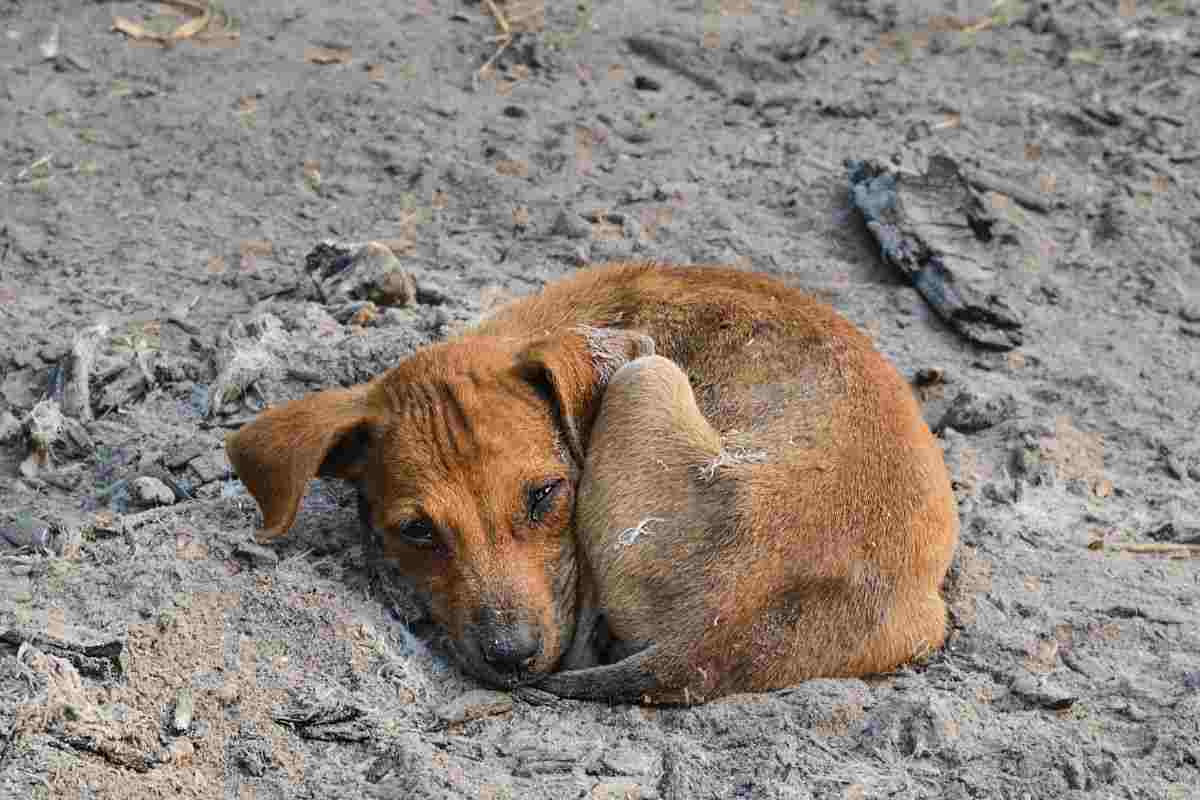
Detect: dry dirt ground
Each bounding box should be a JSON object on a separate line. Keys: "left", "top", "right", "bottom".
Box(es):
{"left": 2, "top": 1, "right": 1199, "bottom": 798}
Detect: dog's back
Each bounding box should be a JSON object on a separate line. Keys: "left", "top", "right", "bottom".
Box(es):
{"left": 490, "top": 264, "right": 960, "bottom": 702}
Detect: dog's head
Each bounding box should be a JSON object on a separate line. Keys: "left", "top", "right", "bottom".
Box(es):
{"left": 225, "top": 326, "right": 653, "bottom": 687}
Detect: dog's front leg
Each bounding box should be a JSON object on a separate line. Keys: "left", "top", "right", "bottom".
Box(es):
{"left": 537, "top": 644, "right": 666, "bottom": 704}
{"left": 557, "top": 573, "right": 605, "bottom": 671}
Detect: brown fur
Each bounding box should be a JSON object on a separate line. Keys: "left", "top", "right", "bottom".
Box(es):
{"left": 225, "top": 262, "right": 959, "bottom": 702}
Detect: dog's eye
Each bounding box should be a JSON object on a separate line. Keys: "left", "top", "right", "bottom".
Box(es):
{"left": 528, "top": 479, "right": 563, "bottom": 523}
{"left": 397, "top": 518, "right": 437, "bottom": 547}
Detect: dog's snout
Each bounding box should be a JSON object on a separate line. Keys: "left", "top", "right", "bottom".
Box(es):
{"left": 474, "top": 609, "right": 542, "bottom": 673}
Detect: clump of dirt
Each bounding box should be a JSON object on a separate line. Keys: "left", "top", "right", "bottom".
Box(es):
{"left": 2, "top": 1, "right": 1199, "bottom": 798}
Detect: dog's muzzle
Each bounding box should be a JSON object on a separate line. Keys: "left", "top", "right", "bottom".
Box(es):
{"left": 467, "top": 608, "right": 543, "bottom": 685}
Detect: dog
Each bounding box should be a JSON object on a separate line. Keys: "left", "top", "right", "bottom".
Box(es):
{"left": 225, "top": 262, "right": 959, "bottom": 704}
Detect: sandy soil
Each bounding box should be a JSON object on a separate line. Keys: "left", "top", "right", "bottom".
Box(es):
{"left": 1, "top": 1, "right": 1198, "bottom": 798}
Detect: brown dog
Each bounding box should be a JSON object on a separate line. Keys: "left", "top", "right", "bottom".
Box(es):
{"left": 225, "top": 262, "right": 958, "bottom": 703}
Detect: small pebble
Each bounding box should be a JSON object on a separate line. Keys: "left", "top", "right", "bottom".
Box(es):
{"left": 131, "top": 476, "right": 176, "bottom": 508}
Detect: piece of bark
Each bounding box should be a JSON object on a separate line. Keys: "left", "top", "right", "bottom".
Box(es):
{"left": 848, "top": 155, "right": 1025, "bottom": 350}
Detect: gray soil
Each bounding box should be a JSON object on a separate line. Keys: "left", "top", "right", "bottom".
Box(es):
{"left": 2, "top": 1, "right": 1199, "bottom": 798}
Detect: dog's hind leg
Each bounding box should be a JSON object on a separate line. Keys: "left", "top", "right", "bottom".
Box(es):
{"left": 553, "top": 355, "right": 732, "bottom": 701}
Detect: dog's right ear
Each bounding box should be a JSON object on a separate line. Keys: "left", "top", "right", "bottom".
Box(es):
{"left": 225, "top": 386, "right": 375, "bottom": 542}
{"left": 516, "top": 326, "right": 655, "bottom": 466}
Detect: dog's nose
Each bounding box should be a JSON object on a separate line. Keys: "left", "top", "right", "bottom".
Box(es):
{"left": 478, "top": 621, "right": 542, "bottom": 673}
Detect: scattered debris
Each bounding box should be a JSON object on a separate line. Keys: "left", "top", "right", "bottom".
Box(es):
{"left": 0, "top": 627, "right": 126, "bottom": 684}
{"left": 17, "top": 399, "right": 92, "bottom": 479}
{"left": 273, "top": 692, "right": 371, "bottom": 741}
{"left": 61, "top": 324, "right": 109, "bottom": 422}
{"left": 207, "top": 313, "right": 287, "bottom": 417}
{"left": 847, "top": 154, "right": 1026, "bottom": 350}
{"left": 434, "top": 689, "right": 514, "bottom": 726}
{"left": 304, "top": 241, "right": 419, "bottom": 312}
{"left": 936, "top": 391, "right": 1017, "bottom": 434}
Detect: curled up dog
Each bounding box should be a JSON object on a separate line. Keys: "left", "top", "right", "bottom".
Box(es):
{"left": 225, "top": 262, "right": 959, "bottom": 704}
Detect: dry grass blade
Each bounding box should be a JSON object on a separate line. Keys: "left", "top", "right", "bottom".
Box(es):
{"left": 305, "top": 46, "right": 353, "bottom": 65}
{"left": 477, "top": 0, "right": 513, "bottom": 81}
{"left": 476, "top": 1, "right": 543, "bottom": 81}
{"left": 1111, "top": 543, "right": 1200, "bottom": 558}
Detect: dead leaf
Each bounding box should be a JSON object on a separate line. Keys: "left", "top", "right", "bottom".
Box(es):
{"left": 366, "top": 63, "right": 386, "bottom": 82}
{"left": 512, "top": 206, "right": 531, "bottom": 228}
{"left": 495, "top": 159, "right": 529, "bottom": 178}
{"left": 239, "top": 240, "right": 273, "bottom": 258}
{"left": 236, "top": 95, "right": 257, "bottom": 113}
{"left": 205, "top": 255, "right": 227, "bottom": 275}
{"left": 306, "top": 46, "right": 352, "bottom": 65}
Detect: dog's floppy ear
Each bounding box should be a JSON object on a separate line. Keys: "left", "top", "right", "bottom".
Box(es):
{"left": 517, "top": 326, "right": 655, "bottom": 465}
{"left": 225, "top": 386, "right": 375, "bottom": 542}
